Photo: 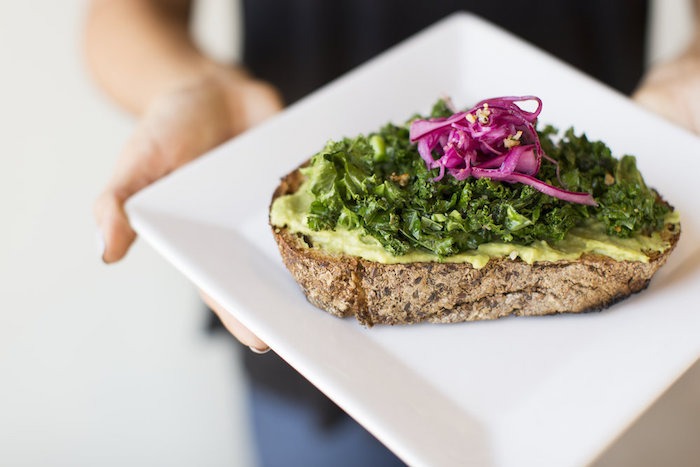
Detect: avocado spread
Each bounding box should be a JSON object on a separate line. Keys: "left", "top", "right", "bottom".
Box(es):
{"left": 270, "top": 100, "right": 677, "bottom": 268}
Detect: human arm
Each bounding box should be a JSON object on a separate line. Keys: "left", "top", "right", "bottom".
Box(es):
{"left": 634, "top": 0, "right": 700, "bottom": 133}
{"left": 85, "top": 0, "right": 280, "bottom": 351}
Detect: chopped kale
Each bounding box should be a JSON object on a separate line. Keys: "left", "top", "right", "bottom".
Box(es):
{"left": 303, "top": 110, "right": 671, "bottom": 257}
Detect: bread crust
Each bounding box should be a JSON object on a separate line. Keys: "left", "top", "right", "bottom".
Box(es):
{"left": 270, "top": 168, "right": 680, "bottom": 326}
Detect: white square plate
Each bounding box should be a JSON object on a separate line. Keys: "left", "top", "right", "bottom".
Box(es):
{"left": 127, "top": 13, "right": 700, "bottom": 467}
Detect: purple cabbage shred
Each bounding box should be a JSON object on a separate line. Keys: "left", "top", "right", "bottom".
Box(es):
{"left": 409, "top": 96, "right": 597, "bottom": 206}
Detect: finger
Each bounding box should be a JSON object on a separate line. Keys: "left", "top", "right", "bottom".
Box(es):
{"left": 633, "top": 86, "right": 677, "bottom": 122}
{"left": 94, "top": 128, "right": 166, "bottom": 263}
{"left": 634, "top": 85, "right": 697, "bottom": 132}
{"left": 234, "top": 80, "right": 285, "bottom": 130}
{"left": 199, "top": 290, "right": 269, "bottom": 353}
{"left": 94, "top": 190, "right": 137, "bottom": 263}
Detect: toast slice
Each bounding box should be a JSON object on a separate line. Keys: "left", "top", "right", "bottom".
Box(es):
{"left": 270, "top": 168, "right": 680, "bottom": 326}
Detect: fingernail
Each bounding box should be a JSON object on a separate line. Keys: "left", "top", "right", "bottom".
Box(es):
{"left": 249, "top": 345, "right": 270, "bottom": 355}
{"left": 96, "top": 229, "right": 106, "bottom": 262}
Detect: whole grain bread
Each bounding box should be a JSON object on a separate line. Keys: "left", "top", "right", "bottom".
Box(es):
{"left": 270, "top": 168, "right": 680, "bottom": 326}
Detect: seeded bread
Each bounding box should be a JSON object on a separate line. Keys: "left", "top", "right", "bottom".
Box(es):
{"left": 270, "top": 168, "right": 680, "bottom": 326}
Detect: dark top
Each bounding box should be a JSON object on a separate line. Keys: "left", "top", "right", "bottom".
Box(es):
{"left": 228, "top": 0, "right": 648, "bottom": 427}
{"left": 242, "top": 0, "right": 648, "bottom": 104}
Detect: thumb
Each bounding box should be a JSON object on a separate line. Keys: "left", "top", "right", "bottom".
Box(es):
{"left": 94, "top": 130, "right": 165, "bottom": 263}
{"left": 94, "top": 188, "right": 137, "bottom": 264}
{"left": 633, "top": 86, "right": 678, "bottom": 124}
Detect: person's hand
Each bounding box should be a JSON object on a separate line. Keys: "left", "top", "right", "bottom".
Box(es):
{"left": 199, "top": 291, "right": 269, "bottom": 352}
{"left": 634, "top": 45, "right": 700, "bottom": 134}
{"left": 95, "top": 67, "right": 282, "bottom": 352}
{"left": 95, "top": 69, "right": 281, "bottom": 262}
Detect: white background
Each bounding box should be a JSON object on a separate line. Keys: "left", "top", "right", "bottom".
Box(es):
{"left": 0, "top": 1, "right": 697, "bottom": 466}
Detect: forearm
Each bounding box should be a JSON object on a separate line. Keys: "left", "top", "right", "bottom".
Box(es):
{"left": 691, "top": 0, "right": 700, "bottom": 53}
{"left": 84, "top": 0, "right": 243, "bottom": 115}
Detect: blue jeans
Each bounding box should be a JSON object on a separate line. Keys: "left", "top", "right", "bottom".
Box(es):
{"left": 249, "top": 384, "right": 406, "bottom": 467}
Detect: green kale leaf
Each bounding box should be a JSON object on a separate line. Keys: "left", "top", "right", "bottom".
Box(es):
{"left": 303, "top": 112, "right": 671, "bottom": 257}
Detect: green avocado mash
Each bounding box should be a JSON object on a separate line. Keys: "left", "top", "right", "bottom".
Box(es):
{"left": 270, "top": 180, "right": 677, "bottom": 268}
{"left": 270, "top": 100, "right": 676, "bottom": 267}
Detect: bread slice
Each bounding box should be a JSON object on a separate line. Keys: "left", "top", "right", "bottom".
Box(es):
{"left": 270, "top": 168, "right": 680, "bottom": 326}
